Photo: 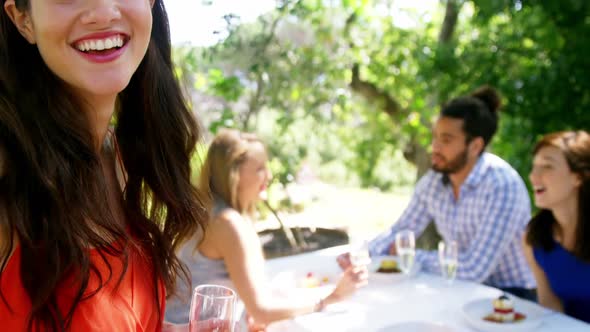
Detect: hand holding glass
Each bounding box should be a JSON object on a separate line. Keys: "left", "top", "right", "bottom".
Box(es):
{"left": 438, "top": 240, "right": 458, "bottom": 284}
{"left": 189, "top": 284, "right": 236, "bottom": 332}
{"left": 395, "top": 230, "right": 415, "bottom": 274}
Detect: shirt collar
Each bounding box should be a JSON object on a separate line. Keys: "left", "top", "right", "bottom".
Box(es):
{"left": 463, "top": 152, "right": 489, "bottom": 189}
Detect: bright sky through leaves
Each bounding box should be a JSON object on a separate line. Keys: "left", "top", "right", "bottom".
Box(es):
{"left": 165, "top": 0, "right": 438, "bottom": 46}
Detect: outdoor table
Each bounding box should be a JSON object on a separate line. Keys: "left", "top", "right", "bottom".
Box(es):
{"left": 264, "top": 245, "right": 589, "bottom": 332}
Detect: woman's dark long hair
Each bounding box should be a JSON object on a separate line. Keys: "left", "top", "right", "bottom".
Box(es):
{"left": 0, "top": 0, "right": 209, "bottom": 330}
{"left": 526, "top": 131, "right": 590, "bottom": 261}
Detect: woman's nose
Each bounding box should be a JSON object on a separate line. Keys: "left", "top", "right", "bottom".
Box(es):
{"left": 80, "top": 0, "right": 122, "bottom": 26}
{"left": 529, "top": 168, "right": 539, "bottom": 183}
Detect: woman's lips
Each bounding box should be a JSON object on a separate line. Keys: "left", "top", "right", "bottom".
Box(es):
{"left": 74, "top": 41, "right": 128, "bottom": 64}
{"left": 72, "top": 32, "right": 130, "bottom": 64}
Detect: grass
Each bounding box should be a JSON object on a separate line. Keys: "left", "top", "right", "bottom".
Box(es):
{"left": 255, "top": 182, "right": 413, "bottom": 243}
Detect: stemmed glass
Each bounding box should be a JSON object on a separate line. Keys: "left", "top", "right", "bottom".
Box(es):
{"left": 395, "top": 230, "right": 415, "bottom": 275}
{"left": 189, "top": 284, "right": 236, "bottom": 332}
{"left": 350, "top": 240, "right": 371, "bottom": 267}
{"left": 438, "top": 240, "right": 459, "bottom": 284}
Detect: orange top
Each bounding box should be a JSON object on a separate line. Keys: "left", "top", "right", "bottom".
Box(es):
{"left": 0, "top": 243, "right": 166, "bottom": 331}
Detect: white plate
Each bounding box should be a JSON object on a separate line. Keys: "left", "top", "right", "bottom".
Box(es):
{"left": 376, "top": 321, "right": 457, "bottom": 332}
{"left": 369, "top": 255, "right": 420, "bottom": 281}
{"left": 462, "top": 297, "right": 548, "bottom": 332}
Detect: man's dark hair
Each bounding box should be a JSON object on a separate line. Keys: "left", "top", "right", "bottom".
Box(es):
{"left": 441, "top": 85, "right": 501, "bottom": 147}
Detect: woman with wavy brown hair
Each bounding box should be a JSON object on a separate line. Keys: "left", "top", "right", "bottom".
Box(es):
{"left": 523, "top": 130, "right": 590, "bottom": 323}
{"left": 0, "top": 0, "right": 209, "bottom": 331}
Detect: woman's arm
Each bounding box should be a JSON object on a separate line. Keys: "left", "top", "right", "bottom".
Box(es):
{"left": 521, "top": 235, "right": 563, "bottom": 312}
{"left": 210, "top": 210, "right": 366, "bottom": 325}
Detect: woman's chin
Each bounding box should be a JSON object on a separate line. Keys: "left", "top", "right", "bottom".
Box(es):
{"left": 75, "top": 77, "right": 132, "bottom": 99}
{"left": 533, "top": 200, "right": 549, "bottom": 210}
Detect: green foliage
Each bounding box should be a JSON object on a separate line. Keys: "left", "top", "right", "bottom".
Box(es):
{"left": 464, "top": 0, "right": 590, "bottom": 180}
{"left": 174, "top": 0, "right": 589, "bottom": 193}
{"left": 207, "top": 69, "right": 244, "bottom": 102}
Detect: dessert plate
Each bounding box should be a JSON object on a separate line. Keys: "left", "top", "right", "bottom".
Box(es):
{"left": 462, "top": 297, "right": 547, "bottom": 332}
{"left": 369, "top": 255, "right": 420, "bottom": 282}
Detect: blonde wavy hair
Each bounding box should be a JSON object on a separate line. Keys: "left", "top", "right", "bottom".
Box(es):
{"left": 199, "top": 128, "right": 265, "bottom": 216}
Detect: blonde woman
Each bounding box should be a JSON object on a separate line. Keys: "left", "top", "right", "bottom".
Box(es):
{"left": 165, "top": 129, "right": 368, "bottom": 329}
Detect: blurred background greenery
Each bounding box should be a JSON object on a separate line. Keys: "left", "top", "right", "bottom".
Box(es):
{"left": 179, "top": 0, "right": 589, "bottom": 243}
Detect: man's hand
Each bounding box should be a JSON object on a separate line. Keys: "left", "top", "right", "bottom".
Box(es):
{"left": 388, "top": 242, "right": 397, "bottom": 256}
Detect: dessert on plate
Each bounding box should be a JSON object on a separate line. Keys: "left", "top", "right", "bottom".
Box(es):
{"left": 483, "top": 295, "right": 526, "bottom": 323}
{"left": 376, "top": 259, "right": 402, "bottom": 273}
{"left": 301, "top": 272, "right": 330, "bottom": 288}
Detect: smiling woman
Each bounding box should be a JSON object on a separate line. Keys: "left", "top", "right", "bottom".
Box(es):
{"left": 0, "top": 0, "right": 209, "bottom": 331}
{"left": 523, "top": 130, "right": 590, "bottom": 323}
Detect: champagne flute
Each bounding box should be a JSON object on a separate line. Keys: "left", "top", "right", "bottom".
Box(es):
{"left": 395, "top": 230, "right": 415, "bottom": 275}
{"left": 189, "top": 284, "right": 236, "bottom": 332}
{"left": 350, "top": 240, "right": 371, "bottom": 267}
{"left": 438, "top": 240, "right": 458, "bottom": 284}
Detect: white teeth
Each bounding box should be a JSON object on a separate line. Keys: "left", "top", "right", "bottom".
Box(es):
{"left": 75, "top": 35, "right": 124, "bottom": 52}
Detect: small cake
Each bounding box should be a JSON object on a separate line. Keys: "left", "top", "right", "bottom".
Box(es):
{"left": 492, "top": 295, "right": 515, "bottom": 322}
{"left": 483, "top": 295, "right": 526, "bottom": 323}
{"left": 302, "top": 272, "right": 320, "bottom": 288}
{"left": 302, "top": 273, "right": 329, "bottom": 288}
{"left": 377, "top": 259, "right": 401, "bottom": 273}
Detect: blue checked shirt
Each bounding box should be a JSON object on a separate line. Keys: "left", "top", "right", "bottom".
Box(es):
{"left": 369, "top": 153, "right": 536, "bottom": 289}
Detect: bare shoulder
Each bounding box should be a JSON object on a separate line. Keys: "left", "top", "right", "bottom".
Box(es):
{"left": 207, "top": 209, "right": 259, "bottom": 259}
{"left": 216, "top": 208, "right": 243, "bottom": 223}
{"left": 212, "top": 209, "right": 247, "bottom": 235}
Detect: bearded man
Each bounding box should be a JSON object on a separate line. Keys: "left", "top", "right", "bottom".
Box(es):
{"left": 338, "top": 86, "right": 536, "bottom": 300}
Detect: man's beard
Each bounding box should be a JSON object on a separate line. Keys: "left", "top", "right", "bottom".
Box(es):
{"left": 431, "top": 148, "right": 469, "bottom": 174}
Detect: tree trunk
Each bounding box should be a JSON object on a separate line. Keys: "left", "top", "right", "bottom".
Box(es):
{"left": 242, "top": 72, "right": 265, "bottom": 130}
{"left": 403, "top": 138, "right": 431, "bottom": 180}
{"left": 439, "top": 0, "right": 460, "bottom": 43}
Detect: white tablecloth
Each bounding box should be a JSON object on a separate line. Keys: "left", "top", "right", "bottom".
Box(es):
{"left": 264, "top": 245, "right": 589, "bottom": 332}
